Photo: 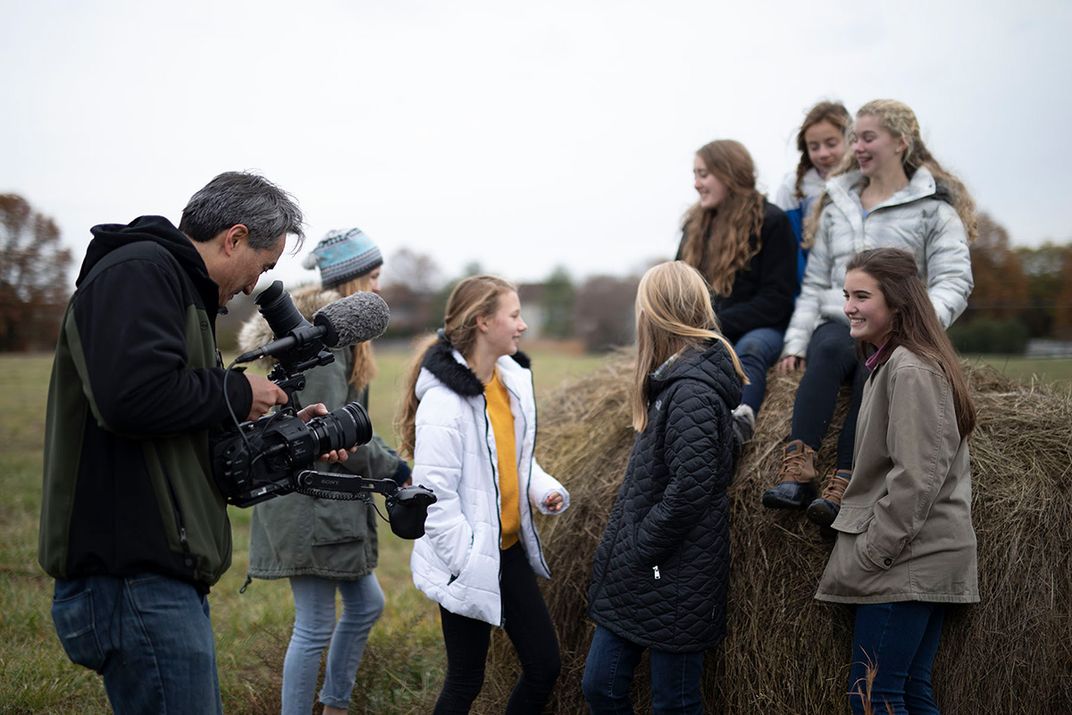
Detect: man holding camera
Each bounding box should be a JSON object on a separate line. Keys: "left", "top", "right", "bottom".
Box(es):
{"left": 38, "top": 172, "right": 309, "bottom": 713}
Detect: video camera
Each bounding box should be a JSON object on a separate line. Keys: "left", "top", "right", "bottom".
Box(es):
{"left": 212, "top": 281, "right": 435, "bottom": 539}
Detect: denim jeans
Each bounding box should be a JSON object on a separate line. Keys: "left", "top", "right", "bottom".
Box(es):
{"left": 791, "top": 320, "right": 868, "bottom": 470}
{"left": 734, "top": 326, "right": 785, "bottom": 414}
{"left": 582, "top": 625, "right": 705, "bottom": 715}
{"left": 435, "top": 543, "right": 561, "bottom": 714}
{"left": 850, "top": 602, "right": 946, "bottom": 715}
{"left": 50, "top": 573, "right": 222, "bottom": 715}
{"left": 282, "top": 573, "right": 385, "bottom": 714}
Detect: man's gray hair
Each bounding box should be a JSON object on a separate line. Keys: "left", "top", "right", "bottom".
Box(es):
{"left": 179, "top": 171, "right": 305, "bottom": 250}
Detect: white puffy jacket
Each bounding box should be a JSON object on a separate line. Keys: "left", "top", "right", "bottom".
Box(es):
{"left": 781, "top": 166, "right": 973, "bottom": 358}
{"left": 409, "top": 339, "right": 569, "bottom": 626}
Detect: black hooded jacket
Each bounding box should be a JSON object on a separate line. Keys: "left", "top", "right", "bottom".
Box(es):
{"left": 39, "top": 216, "right": 252, "bottom": 589}
{"left": 588, "top": 339, "right": 742, "bottom": 652}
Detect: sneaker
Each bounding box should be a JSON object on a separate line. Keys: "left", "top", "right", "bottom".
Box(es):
{"left": 731, "top": 404, "right": 756, "bottom": 449}
{"left": 761, "top": 439, "right": 818, "bottom": 509}
{"left": 806, "top": 469, "right": 852, "bottom": 527}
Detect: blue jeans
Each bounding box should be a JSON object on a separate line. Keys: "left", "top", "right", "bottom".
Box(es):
{"left": 850, "top": 602, "right": 946, "bottom": 715}
{"left": 282, "top": 573, "right": 385, "bottom": 713}
{"left": 734, "top": 327, "right": 784, "bottom": 414}
{"left": 50, "top": 573, "right": 222, "bottom": 714}
{"left": 582, "top": 625, "right": 705, "bottom": 714}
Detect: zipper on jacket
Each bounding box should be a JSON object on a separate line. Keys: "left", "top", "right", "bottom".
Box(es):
{"left": 480, "top": 394, "right": 505, "bottom": 627}
{"left": 511, "top": 373, "right": 552, "bottom": 577}
{"left": 161, "top": 467, "right": 194, "bottom": 570}
{"left": 653, "top": 565, "right": 661, "bottom": 580}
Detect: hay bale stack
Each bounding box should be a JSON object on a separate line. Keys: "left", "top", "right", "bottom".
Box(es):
{"left": 476, "top": 355, "right": 1072, "bottom": 714}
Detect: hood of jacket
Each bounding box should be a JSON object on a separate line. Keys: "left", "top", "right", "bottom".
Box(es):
{"left": 81, "top": 215, "right": 218, "bottom": 317}
{"left": 827, "top": 166, "right": 953, "bottom": 217}
{"left": 648, "top": 338, "right": 742, "bottom": 409}
{"left": 237, "top": 285, "right": 342, "bottom": 356}
{"left": 415, "top": 336, "right": 531, "bottom": 401}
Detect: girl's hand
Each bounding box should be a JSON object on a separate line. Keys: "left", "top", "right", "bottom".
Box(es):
{"left": 776, "top": 356, "right": 805, "bottom": 374}
{"left": 543, "top": 492, "right": 564, "bottom": 513}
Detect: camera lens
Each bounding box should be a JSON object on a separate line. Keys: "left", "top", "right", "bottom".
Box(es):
{"left": 307, "top": 402, "right": 373, "bottom": 454}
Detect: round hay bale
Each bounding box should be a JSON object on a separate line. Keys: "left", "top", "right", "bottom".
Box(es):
{"left": 475, "top": 354, "right": 1072, "bottom": 714}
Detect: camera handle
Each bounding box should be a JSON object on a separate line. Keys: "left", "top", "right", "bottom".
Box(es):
{"left": 294, "top": 470, "right": 437, "bottom": 540}
{"left": 266, "top": 349, "right": 335, "bottom": 408}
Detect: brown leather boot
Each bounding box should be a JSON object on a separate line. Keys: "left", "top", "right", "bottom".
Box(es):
{"left": 806, "top": 469, "right": 852, "bottom": 526}
{"left": 761, "top": 439, "right": 818, "bottom": 509}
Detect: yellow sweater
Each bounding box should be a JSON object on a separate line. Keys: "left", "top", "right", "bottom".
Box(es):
{"left": 485, "top": 370, "right": 520, "bottom": 549}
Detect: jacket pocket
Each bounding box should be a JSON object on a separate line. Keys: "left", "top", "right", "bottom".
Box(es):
{"left": 831, "top": 504, "right": 875, "bottom": 534}
{"left": 312, "top": 498, "right": 366, "bottom": 546}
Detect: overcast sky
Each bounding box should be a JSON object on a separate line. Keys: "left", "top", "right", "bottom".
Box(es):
{"left": 3, "top": 0, "right": 1070, "bottom": 291}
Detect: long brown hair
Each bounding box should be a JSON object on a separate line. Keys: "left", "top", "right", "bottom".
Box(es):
{"left": 793, "top": 101, "right": 852, "bottom": 200}
{"left": 631, "top": 262, "right": 746, "bottom": 432}
{"left": 805, "top": 99, "right": 978, "bottom": 248}
{"left": 395, "top": 275, "right": 516, "bottom": 458}
{"left": 679, "top": 140, "right": 765, "bottom": 296}
{"left": 335, "top": 274, "right": 378, "bottom": 393}
{"left": 847, "top": 248, "right": 975, "bottom": 438}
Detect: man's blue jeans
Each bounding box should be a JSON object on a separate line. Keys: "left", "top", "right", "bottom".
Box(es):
{"left": 734, "top": 327, "right": 785, "bottom": 414}
{"left": 50, "top": 573, "right": 222, "bottom": 714}
{"left": 582, "top": 625, "right": 705, "bottom": 714}
{"left": 850, "top": 602, "right": 946, "bottom": 715}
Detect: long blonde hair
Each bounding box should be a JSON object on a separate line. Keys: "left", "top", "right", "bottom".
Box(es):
{"left": 395, "top": 275, "right": 517, "bottom": 458}
{"left": 334, "top": 274, "right": 378, "bottom": 393}
{"left": 804, "top": 99, "right": 978, "bottom": 248}
{"left": 631, "top": 262, "right": 746, "bottom": 432}
{"left": 679, "top": 140, "right": 765, "bottom": 296}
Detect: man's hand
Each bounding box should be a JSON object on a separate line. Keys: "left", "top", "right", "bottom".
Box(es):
{"left": 297, "top": 403, "right": 354, "bottom": 463}
{"left": 245, "top": 373, "right": 288, "bottom": 420}
{"left": 776, "top": 356, "right": 805, "bottom": 374}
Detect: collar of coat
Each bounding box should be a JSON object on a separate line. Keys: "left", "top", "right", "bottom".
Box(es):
{"left": 646, "top": 338, "right": 742, "bottom": 408}
{"left": 421, "top": 336, "right": 531, "bottom": 397}
{"left": 827, "top": 165, "right": 956, "bottom": 215}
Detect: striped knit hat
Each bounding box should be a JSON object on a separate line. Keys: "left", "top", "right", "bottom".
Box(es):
{"left": 301, "top": 227, "right": 383, "bottom": 289}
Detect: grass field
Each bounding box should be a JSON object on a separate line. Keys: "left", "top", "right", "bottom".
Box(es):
{"left": 0, "top": 348, "right": 1067, "bottom": 713}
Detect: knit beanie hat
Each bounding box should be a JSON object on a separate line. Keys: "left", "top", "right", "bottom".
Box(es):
{"left": 301, "top": 227, "right": 384, "bottom": 289}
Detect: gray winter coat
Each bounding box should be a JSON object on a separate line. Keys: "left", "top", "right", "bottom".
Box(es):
{"left": 241, "top": 289, "right": 403, "bottom": 580}
{"left": 781, "top": 167, "right": 973, "bottom": 358}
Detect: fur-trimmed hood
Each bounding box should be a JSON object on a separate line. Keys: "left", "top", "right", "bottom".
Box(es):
{"left": 416, "top": 336, "right": 531, "bottom": 399}
{"left": 237, "top": 285, "right": 341, "bottom": 366}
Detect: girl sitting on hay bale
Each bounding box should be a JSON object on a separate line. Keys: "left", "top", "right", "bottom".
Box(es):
{"left": 676, "top": 139, "right": 797, "bottom": 446}
{"left": 763, "top": 98, "right": 976, "bottom": 526}
{"left": 583, "top": 261, "right": 746, "bottom": 714}
{"left": 397, "top": 275, "right": 570, "bottom": 714}
{"left": 816, "top": 247, "right": 979, "bottom": 715}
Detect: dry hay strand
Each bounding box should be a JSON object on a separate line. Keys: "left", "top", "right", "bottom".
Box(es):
{"left": 473, "top": 355, "right": 1072, "bottom": 714}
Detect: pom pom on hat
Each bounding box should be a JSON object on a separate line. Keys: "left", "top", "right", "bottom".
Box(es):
{"left": 304, "top": 228, "right": 383, "bottom": 289}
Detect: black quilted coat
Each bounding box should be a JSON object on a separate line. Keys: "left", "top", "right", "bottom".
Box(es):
{"left": 588, "top": 339, "right": 741, "bottom": 652}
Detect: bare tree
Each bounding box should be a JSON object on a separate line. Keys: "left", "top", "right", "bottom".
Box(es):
{"left": 0, "top": 194, "right": 73, "bottom": 351}
{"left": 380, "top": 247, "right": 444, "bottom": 294}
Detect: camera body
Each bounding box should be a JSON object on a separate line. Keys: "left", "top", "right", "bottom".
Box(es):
{"left": 212, "top": 282, "right": 435, "bottom": 538}
{"left": 212, "top": 402, "right": 373, "bottom": 507}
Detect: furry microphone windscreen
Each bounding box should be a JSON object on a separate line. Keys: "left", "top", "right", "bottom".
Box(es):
{"left": 313, "top": 292, "right": 390, "bottom": 347}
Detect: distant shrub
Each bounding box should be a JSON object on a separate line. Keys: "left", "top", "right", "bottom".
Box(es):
{"left": 949, "top": 318, "right": 1029, "bottom": 354}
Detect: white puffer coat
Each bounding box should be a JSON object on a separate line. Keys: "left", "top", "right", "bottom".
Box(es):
{"left": 781, "top": 166, "right": 973, "bottom": 358}
{"left": 409, "top": 339, "right": 569, "bottom": 626}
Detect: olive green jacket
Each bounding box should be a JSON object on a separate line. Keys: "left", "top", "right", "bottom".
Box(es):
{"left": 242, "top": 291, "right": 403, "bottom": 580}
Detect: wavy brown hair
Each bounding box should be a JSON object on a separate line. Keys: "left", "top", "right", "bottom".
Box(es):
{"left": 335, "top": 274, "right": 378, "bottom": 393}
{"left": 631, "top": 262, "right": 746, "bottom": 432}
{"left": 847, "top": 248, "right": 975, "bottom": 438}
{"left": 679, "top": 140, "right": 765, "bottom": 296}
{"left": 395, "top": 275, "right": 516, "bottom": 458}
{"left": 805, "top": 99, "right": 978, "bottom": 248}
{"left": 793, "top": 101, "right": 852, "bottom": 200}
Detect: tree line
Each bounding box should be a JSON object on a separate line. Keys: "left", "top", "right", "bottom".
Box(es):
{"left": 2, "top": 194, "right": 1069, "bottom": 354}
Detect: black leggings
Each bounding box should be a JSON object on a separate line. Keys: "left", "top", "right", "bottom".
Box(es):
{"left": 790, "top": 321, "right": 868, "bottom": 470}
{"left": 434, "top": 543, "right": 561, "bottom": 714}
